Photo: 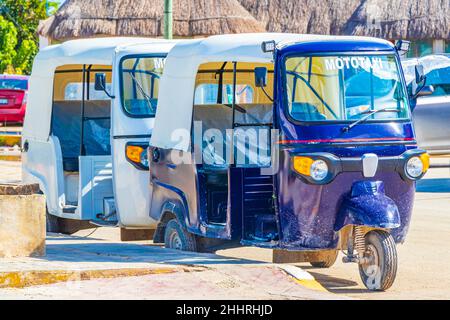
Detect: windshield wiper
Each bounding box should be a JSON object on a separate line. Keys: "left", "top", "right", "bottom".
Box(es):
{"left": 342, "top": 107, "right": 400, "bottom": 132}
{"left": 129, "top": 73, "right": 154, "bottom": 111}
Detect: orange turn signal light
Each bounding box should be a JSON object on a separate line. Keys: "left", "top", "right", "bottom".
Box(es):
{"left": 126, "top": 145, "right": 144, "bottom": 163}
{"left": 293, "top": 156, "right": 314, "bottom": 176}
{"left": 420, "top": 153, "right": 430, "bottom": 173}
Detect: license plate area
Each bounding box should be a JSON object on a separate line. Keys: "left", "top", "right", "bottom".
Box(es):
{"left": 0, "top": 99, "right": 8, "bottom": 105}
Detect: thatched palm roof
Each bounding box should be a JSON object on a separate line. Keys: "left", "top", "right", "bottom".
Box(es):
{"left": 238, "top": 0, "right": 450, "bottom": 40}
{"left": 238, "top": 0, "right": 360, "bottom": 35}
{"left": 38, "top": 0, "right": 265, "bottom": 41}
{"left": 344, "top": 0, "right": 450, "bottom": 40}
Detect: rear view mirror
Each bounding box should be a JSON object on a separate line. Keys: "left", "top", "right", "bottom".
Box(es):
{"left": 95, "top": 73, "right": 107, "bottom": 91}
{"left": 94, "top": 73, "right": 114, "bottom": 98}
{"left": 254, "top": 67, "right": 268, "bottom": 88}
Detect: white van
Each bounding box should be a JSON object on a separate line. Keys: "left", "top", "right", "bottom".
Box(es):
{"left": 22, "top": 37, "right": 178, "bottom": 233}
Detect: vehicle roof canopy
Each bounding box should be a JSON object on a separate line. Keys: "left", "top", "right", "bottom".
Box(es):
{"left": 150, "top": 33, "right": 394, "bottom": 152}
{"left": 23, "top": 37, "right": 179, "bottom": 141}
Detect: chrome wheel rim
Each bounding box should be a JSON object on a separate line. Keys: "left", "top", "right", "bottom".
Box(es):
{"left": 361, "top": 244, "right": 380, "bottom": 277}
{"left": 169, "top": 231, "right": 183, "bottom": 250}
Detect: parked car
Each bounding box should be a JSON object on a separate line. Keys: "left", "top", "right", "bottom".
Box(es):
{"left": 402, "top": 55, "right": 450, "bottom": 154}
{"left": 0, "top": 74, "right": 29, "bottom": 124}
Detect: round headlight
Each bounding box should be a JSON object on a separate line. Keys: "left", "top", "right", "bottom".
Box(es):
{"left": 310, "top": 160, "right": 329, "bottom": 181}
{"left": 406, "top": 156, "right": 423, "bottom": 178}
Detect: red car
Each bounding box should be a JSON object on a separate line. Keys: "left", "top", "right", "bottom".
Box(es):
{"left": 0, "top": 74, "right": 29, "bottom": 124}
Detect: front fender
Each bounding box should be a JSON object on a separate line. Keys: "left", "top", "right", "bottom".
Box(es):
{"left": 150, "top": 180, "right": 190, "bottom": 227}
{"left": 334, "top": 181, "right": 401, "bottom": 231}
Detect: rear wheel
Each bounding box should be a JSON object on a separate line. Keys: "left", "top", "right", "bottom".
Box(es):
{"left": 310, "top": 250, "right": 338, "bottom": 268}
{"left": 46, "top": 209, "right": 93, "bottom": 235}
{"left": 358, "top": 230, "right": 397, "bottom": 291}
{"left": 46, "top": 212, "right": 61, "bottom": 233}
{"left": 164, "top": 219, "right": 197, "bottom": 252}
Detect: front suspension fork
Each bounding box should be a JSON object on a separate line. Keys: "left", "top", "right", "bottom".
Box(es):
{"left": 342, "top": 226, "right": 369, "bottom": 264}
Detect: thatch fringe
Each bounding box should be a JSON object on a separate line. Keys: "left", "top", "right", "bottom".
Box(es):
{"left": 238, "top": 0, "right": 449, "bottom": 40}
{"left": 38, "top": 0, "right": 265, "bottom": 41}
{"left": 344, "top": 0, "right": 449, "bottom": 40}
{"left": 39, "top": 0, "right": 450, "bottom": 41}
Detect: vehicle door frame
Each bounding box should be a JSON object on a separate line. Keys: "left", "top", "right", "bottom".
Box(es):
{"left": 111, "top": 52, "right": 168, "bottom": 228}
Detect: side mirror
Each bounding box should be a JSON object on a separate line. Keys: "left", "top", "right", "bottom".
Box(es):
{"left": 409, "top": 64, "right": 427, "bottom": 100}
{"left": 417, "top": 85, "right": 434, "bottom": 97}
{"left": 95, "top": 73, "right": 107, "bottom": 91}
{"left": 94, "top": 73, "right": 114, "bottom": 98}
{"left": 415, "top": 64, "right": 426, "bottom": 85}
{"left": 254, "top": 67, "right": 268, "bottom": 88}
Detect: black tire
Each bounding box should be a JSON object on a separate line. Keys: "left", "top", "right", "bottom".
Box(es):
{"left": 358, "top": 230, "right": 398, "bottom": 291}
{"left": 46, "top": 212, "right": 62, "bottom": 233}
{"left": 164, "top": 219, "right": 197, "bottom": 252}
{"left": 46, "top": 210, "right": 93, "bottom": 234}
{"left": 310, "top": 250, "right": 338, "bottom": 268}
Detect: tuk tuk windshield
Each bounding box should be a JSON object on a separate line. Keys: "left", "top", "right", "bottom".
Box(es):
{"left": 284, "top": 55, "right": 409, "bottom": 122}
{"left": 120, "top": 56, "right": 165, "bottom": 117}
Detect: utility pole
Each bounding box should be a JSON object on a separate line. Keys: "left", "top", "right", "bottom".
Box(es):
{"left": 164, "top": 0, "right": 173, "bottom": 39}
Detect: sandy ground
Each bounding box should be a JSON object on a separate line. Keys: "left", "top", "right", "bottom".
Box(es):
{"left": 0, "top": 158, "right": 449, "bottom": 299}
{"left": 219, "top": 160, "right": 450, "bottom": 299}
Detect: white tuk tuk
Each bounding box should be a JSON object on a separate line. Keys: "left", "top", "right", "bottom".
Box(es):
{"left": 22, "top": 37, "right": 178, "bottom": 234}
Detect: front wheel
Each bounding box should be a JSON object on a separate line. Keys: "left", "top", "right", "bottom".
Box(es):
{"left": 164, "top": 219, "right": 197, "bottom": 252}
{"left": 358, "top": 230, "right": 398, "bottom": 291}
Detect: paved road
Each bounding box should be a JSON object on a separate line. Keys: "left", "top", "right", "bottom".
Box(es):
{"left": 0, "top": 234, "right": 341, "bottom": 300}
{"left": 219, "top": 161, "right": 450, "bottom": 299}
{"left": 0, "top": 159, "right": 450, "bottom": 299}
{"left": 75, "top": 164, "right": 450, "bottom": 300}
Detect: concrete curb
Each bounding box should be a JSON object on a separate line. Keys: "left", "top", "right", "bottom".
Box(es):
{"left": 0, "top": 266, "right": 205, "bottom": 289}
{"left": 277, "top": 265, "right": 329, "bottom": 293}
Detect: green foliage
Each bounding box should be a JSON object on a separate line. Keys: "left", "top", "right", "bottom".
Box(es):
{"left": 0, "top": 15, "right": 18, "bottom": 72}
{"left": 0, "top": 0, "right": 58, "bottom": 74}
{"left": 13, "top": 39, "right": 38, "bottom": 74}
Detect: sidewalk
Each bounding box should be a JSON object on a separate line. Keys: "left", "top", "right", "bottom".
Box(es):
{"left": 0, "top": 234, "right": 343, "bottom": 300}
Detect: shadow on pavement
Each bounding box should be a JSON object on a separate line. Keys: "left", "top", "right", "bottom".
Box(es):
{"left": 304, "top": 270, "right": 372, "bottom": 295}
{"left": 416, "top": 178, "right": 450, "bottom": 193}
{"left": 42, "top": 240, "right": 263, "bottom": 266}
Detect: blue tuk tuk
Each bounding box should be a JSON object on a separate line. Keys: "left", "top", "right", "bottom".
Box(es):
{"left": 148, "top": 34, "right": 429, "bottom": 290}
